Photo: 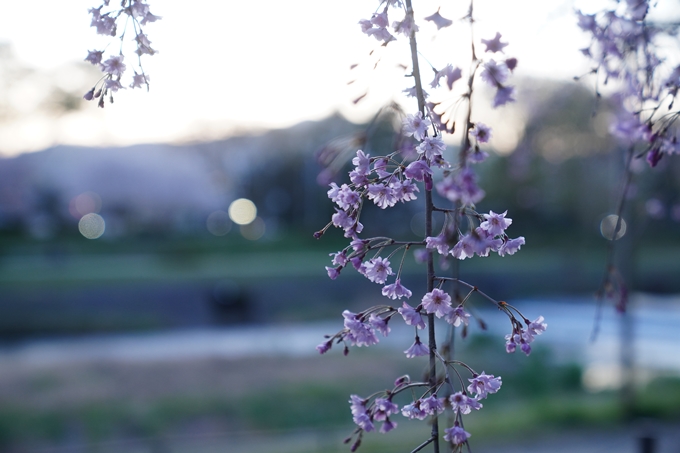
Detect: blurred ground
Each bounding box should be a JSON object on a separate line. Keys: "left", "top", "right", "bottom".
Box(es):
{"left": 0, "top": 349, "right": 678, "bottom": 453}
{"left": 0, "top": 307, "right": 679, "bottom": 453}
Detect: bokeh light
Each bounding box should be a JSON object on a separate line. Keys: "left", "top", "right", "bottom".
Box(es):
{"left": 645, "top": 198, "right": 665, "bottom": 219}
{"left": 240, "top": 217, "right": 265, "bottom": 240}
{"left": 206, "top": 210, "right": 232, "bottom": 236}
{"left": 69, "top": 191, "right": 102, "bottom": 219}
{"left": 600, "top": 214, "right": 626, "bottom": 241}
{"left": 78, "top": 213, "right": 105, "bottom": 239}
{"left": 228, "top": 198, "right": 257, "bottom": 225}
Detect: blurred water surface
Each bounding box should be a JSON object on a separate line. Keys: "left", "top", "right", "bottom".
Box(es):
{"left": 1, "top": 294, "right": 677, "bottom": 383}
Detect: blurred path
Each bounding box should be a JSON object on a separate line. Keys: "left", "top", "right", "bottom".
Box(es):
{"left": 23, "top": 424, "right": 680, "bottom": 453}
{"left": 476, "top": 424, "right": 680, "bottom": 453}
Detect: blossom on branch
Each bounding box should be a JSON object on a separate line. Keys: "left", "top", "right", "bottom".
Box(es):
{"left": 444, "top": 424, "right": 471, "bottom": 445}
{"left": 424, "top": 9, "right": 452, "bottom": 30}
{"left": 403, "top": 112, "right": 431, "bottom": 141}
{"left": 481, "top": 32, "right": 508, "bottom": 53}
{"left": 404, "top": 336, "right": 429, "bottom": 358}
{"left": 421, "top": 288, "right": 453, "bottom": 318}
{"left": 84, "top": 0, "right": 160, "bottom": 106}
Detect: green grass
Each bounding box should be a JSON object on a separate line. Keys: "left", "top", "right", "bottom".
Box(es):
{"left": 1, "top": 362, "right": 679, "bottom": 450}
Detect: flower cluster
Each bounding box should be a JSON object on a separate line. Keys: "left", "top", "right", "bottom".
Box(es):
{"left": 505, "top": 314, "right": 548, "bottom": 356}
{"left": 83, "top": 0, "right": 161, "bottom": 107}
{"left": 426, "top": 210, "right": 525, "bottom": 261}
{"left": 576, "top": 0, "right": 680, "bottom": 316}
{"left": 577, "top": 0, "right": 680, "bottom": 167}
{"left": 344, "top": 369, "right": 503, "bottom": 450}
{"left": 317, "top": 1, "right": 544, "bottom": 451}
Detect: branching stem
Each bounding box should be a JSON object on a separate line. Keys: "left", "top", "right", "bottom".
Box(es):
{"left": 405, "top": 0, "right": 439, "bottom": 450}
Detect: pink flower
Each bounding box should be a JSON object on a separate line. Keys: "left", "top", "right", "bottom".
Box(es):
{"left": 360, "top": 12, "right": 395, "bottom": 43}
{"left": 373, "top": 398, "right": 399, "bottom": 421}
{"left": 445, "top": 305, "right": 470, "bottom": 327}
{"left": 372, "top": 157, "right": 391, "bottom": 178}
{"left": 104, "top": 78, "right": 124, "bottom": 92}
{"left": 129, "top": 72, "right": 148, "bottom": 89}
{"left": 493, "top": 85, "right": 516, "bottom": 107}
{"left": 444, "top": 424, "right": 471, "bottom": 444}
{"left": 141, "top": 12, "right": 162, "bottom": 25}
{"left": 470, "top": 123, "right": 492, "bottom": 143}
{"left": 419, "top": 395, "right": 445, "bottom": 415}
{"left": 369, "top": 314, "right": 390, "bottom": 337}
{"left": 349, "top": 395, "right": 375, "bottom": 432}
{"left": 449, "top": 392, "right": 482, "bottom": 414}
{"left": 331, "top": 209, "right": 353, "bottom": 230}
{"left": 352, "top": 150, "right": 371, "bottom": 175}
{"left": 330, "top": 250, "right": 349, "bottom": 267}
{"left": 421, "top": 288, "right": 452, "bottom": 318}
{"left": 416, "top": 136, "right": 446, "bottom": 160}
{"left": 367, "top": 183, "right": 398, "bottom": 209}
{"left": 392, "top": 12, "right": 419, "bottom": 36}
{"left": 370, "top": 12, "right": 389, "bottom": 29}
{"left": 379, "top": 419, "right": 397, "bottom": 433}
{"left": 382, "top": 279, "right": 412, "bottom": 299}
{"left": 527, "top": 316, "right": 547, "bottom": 337}
{"left": 398, "top": 302, "right": 425, "bottom": 329}
{"left": 468, "top": 147, "right": 489, "bottom": 164}
{"left": 481, "top": 32, "right": 508, "bottom": 53}
{"left": 402, "top": 85, "right": 429, "bottom": 99}
{"left": 576, "top": 10, "right": 597, "bottom": 32}
{"left": 343, "top": 310, "right": 379, "bottom": 347}
{"left": 498, "top": 236, "right": 525, "bottom": 256}
{"left": 436, "top": 168, "right": 485, "bottom": 206}
{"left": 403, "top": 112, "right": 431, "bottom": 141}
{"left": 404, "top": 336, "right": 429, "bottom": 358}
{"left": 85, "top": 50, "right": 104, "bottom": 65}
{"left": 335, "top": 185, "right": 361, "bottom": 210}
{"left": 401, "top": 402, "right": 427, "bottom": 420}
{"left": 349, "top": 170, "right": 369, "bottom": 188}
{"left": 480, "top": 210, "right": 512, "bottom": 236}
{"left": 364, "top": 257, "right": 394, "bottom": 284}
{"left": 481, "top": 59, "right": 509, "bottom": 86}
{"left": 424, "top": 9, "right": 452, "bottom": 30}
{"left": 451, "top": 235, "right": 475, "bottom": 260}
{"left": 404, "top": 160, "right": 432, "bottom": 182}
{"left": 316, "top": 340, "right": 332, "bottom": 354}
{"left": 467, "top": 372, "right": 502, "bottom": 399}
{"left": 505, "top": 334, "right": 517, "bottom": 353}
{"left": 391, "top": 180, "right": 419, "bottom": 203}
{"left": 101, "top": 55, "right": 126, "bottom": 77}
{"left": 430, "top": 64, "right": 462, "bottom": 90}
{"left": 326, "top": 266, "right": 341, "bottom": 280}
{"left": 92, "top": 14, "right": 117, "bottom": 36}
{"left": 425, "top": 233, "right": 450, "bottom": 255}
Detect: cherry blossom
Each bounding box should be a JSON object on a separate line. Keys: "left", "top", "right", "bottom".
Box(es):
{"left": 403, "top": 112, "right": 431, "bottom": 141}
{"left": 481, "top": 32, "right": 508, "bottom": 53}
{"left": 444, "top": 424, "right": 471, "bottom": 445}
{"left": 421, "top": 289, "right": 453, "bottom": 318}
{"left": 467, "top": 373, "right": 502, "bottom": 399}
{"left": 449, "top": 392, "right": 482, "bottom": 415}
{"left": 480, "top": 210, "right": 512, "bottom": 236}
{"left": 398, "top": 302, "right": 426, "bottom": 329}
{"left": 424, "top": 9, "right": 452, "bottom": 30}
{"left": 404, "top": 336, "right": 429, "bottom": 358}
{"left": 470, "top": 123, "right": 492, "bottom": 143}
{"left": 381, "top": 279, "right": 412, "bottom": 299}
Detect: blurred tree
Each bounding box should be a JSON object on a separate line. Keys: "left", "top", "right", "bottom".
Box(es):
{"left": 0, "top": 42, "right": 98, "bottom": 122}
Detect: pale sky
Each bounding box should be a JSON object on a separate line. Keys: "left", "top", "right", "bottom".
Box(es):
{"left": 0, "top": 0, "right": 614, "bottom": 156}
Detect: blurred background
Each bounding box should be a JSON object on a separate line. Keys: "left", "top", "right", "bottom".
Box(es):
{"left": 1, "top": 0, "right": 680, "bottom": 452}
